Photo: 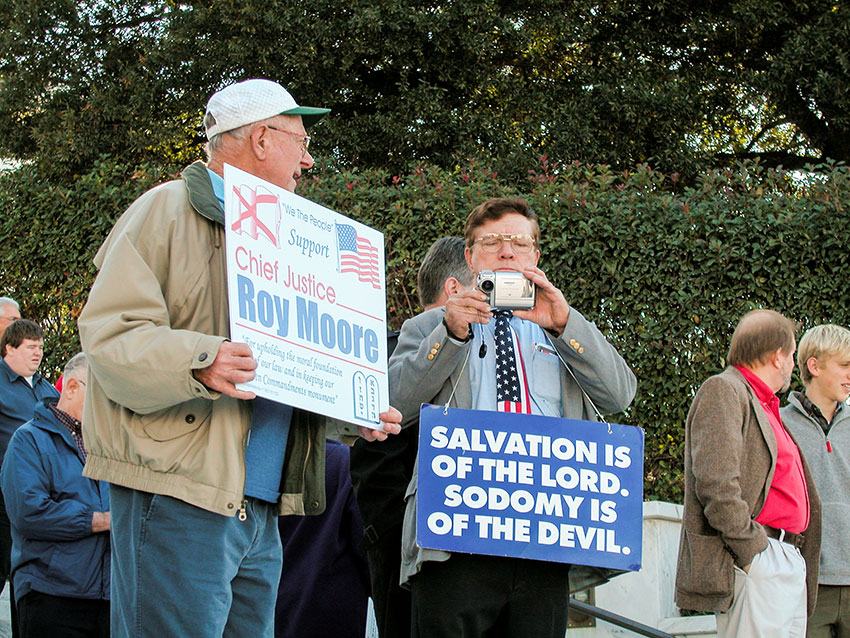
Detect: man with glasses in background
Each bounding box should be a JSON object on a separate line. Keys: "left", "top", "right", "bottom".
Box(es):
{"left": 79, "top": 79, "right": 401, "bottom": 638}
{"left": 389, "top": 198, "right": 636, "bottom": 637}
{"left": 1, "top": 353, "right": 110, "bottom": 638}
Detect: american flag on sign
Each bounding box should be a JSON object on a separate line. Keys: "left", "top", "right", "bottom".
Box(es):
{"left": 336, "top": 223, "right": 381, "bottom": 289}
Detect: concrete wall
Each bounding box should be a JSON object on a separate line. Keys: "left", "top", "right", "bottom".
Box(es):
{"left": 570, "top": 501, "right": 717, "bottom": 638}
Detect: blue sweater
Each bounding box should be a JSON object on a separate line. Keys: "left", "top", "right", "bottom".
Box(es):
{"left": 0, "top": 399, "right": 110, "bottom": 602}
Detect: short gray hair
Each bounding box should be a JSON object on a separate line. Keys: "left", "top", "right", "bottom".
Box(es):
{"left": 204, "top": 118, "right": 251, "bottom": 158}
{"left": 417, "top": 237, "right": 473, "bottom": 308}
{"left": 0, "top": 298, "right": 19, "bottom": 313}
{"left": 63, "top": 352, "right": 88, "bottom": 379}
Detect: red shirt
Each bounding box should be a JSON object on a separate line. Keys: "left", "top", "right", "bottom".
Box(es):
{"left": 736, "top": 365, "right": 810, "bottom": 534}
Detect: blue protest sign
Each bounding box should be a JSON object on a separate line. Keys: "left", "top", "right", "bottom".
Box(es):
{"left": 416, "top": 404, "right": 644, "bottom": 571}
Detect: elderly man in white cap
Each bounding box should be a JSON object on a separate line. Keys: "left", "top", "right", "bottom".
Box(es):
{"left": 78, "top": 79, "right": 402, "bottom": 638}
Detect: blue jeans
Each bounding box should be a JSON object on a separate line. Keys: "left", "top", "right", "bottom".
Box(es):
{"left": 110, "top": 485, "right": 281, "bottom": 638}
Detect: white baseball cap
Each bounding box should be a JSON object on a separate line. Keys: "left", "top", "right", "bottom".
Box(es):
{"left": 204, "top": 79, "right": 330, "bottom": 139}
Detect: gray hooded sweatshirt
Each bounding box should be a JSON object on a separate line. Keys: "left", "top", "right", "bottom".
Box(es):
{"left": 782, "top": 391, "right": 850, "bottom": 585}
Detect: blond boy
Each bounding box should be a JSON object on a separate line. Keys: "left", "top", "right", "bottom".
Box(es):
{"left": 781, "top": 324, "right": 850, "bottom": 638}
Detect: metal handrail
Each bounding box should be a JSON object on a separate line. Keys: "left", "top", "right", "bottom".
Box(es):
{"left": 568, "top": 599, "right": 675, "bottom": 638}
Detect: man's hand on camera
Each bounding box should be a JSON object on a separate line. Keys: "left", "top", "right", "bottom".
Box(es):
{"left": 443, "top": 289, "right": 492, "bottom": 340}
{"left": 512, "top": 266, "right": 570, "bottom": 336}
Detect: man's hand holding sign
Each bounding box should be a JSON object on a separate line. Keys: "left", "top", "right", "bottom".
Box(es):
{"left": 388, "top": 198, "right": 638, "bottom": 638}
{"left": 193, "top": 341, "right": 258, "bottom": 400}
{"left": 193, "top": 340, "right": 401, "bottom": 440}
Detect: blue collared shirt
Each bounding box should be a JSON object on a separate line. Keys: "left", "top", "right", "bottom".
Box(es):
{"left": 208, "top": 168, "right": 293, "bottom": 503}
{"left": 468, "top": 316, "right": 564, "bottom": 417}
{"left": 0, "top": 358, "right": 59, "bottom": 461}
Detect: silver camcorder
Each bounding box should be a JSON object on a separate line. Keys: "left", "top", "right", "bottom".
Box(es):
{"left": 476, "top": 270, "right": 536, "bottom": 310}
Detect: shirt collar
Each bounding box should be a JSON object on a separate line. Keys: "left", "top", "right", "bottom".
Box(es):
{"left": 181, "top": 161, "right": 224, "bottom": 225}
{"left": 801, "top": 393, "right": 826, "bottom": 417}
{"left": 734, "top": 365, "right": 779, "bottom": 407}
{"left": 800, "top": 392, "right": 845, "bottom": 423}
{"left": 206, "top": 168, "right": 225, "bottom": 206}
{"left": 0, "top": 358, "right": 15, "bottom": 382}
{"left": 47, "top": 403, "right": 82, "bottom": 434}
{"left": 0, "top": 357, "right": 40, "bottom": 384}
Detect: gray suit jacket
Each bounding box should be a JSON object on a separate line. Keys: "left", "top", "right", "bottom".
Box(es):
{"left": 675, "top": 367, "right": 821, "bottom": 614}
{"left": 389, "top": 306, "right": 637, "bottom": 586}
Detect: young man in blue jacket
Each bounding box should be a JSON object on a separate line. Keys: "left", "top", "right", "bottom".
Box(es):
{"left": 0, "top": 318, "right": 58, "bottom": 634}
{"left": 0, "top": 353, "right": 110, "bottom": 638}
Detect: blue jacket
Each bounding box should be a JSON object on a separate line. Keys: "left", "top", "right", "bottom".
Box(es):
{"left": 0, "top": 399, "right": 110, "bottom": 603}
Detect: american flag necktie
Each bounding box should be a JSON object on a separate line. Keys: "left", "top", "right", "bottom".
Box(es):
{"left": 494, "top": 310, "right": 532, "bottom": 413}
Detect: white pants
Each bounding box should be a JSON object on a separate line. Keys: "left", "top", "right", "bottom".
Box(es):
{"left": 716, "top": 537, "right": 807, "bottom": 638}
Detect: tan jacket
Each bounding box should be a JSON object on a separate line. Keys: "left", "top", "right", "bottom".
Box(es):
{"left": 675, "top": 367, "right": 821, "bottom": 614}
{"left": 79, "top": 161, "right": 327, "bottom": 517}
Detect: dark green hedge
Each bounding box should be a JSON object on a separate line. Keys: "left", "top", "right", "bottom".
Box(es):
{"left": 300, "top": 158, "right": 850, "bottom": 502}
{"left": 0, "top": 159, "right": 177, "bottom": 374}
{"left": 3, "top": 156, "right": 849, "bottom": 502}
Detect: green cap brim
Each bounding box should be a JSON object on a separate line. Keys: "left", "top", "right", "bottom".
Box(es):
{"left": 283, "top": 106, "right": 331, "bottom": 128}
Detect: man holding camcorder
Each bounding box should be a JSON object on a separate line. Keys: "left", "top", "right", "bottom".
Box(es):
{"left": 388, "top": 197, "right": 637, "bottom": 638}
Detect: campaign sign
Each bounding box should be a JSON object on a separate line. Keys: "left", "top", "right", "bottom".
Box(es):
{"left": 417, "top": 405, "right": 644, "bottom": 571}
{"left": 223, "top": 164, "right": 388, "bottom": 427}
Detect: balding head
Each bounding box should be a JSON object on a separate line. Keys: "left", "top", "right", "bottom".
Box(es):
{"left": 728, "top": 309, "right": 797, "bottom": 394}
{"left": 728, "top": 309, "right": 795, "bottom": 367}
{"left": 57, "top": 353, "right": 87, "bottom": 422}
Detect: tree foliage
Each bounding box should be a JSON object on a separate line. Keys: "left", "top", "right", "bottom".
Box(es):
{"left": 1, "top": 0, "right": 848, "bottom": 180}
{"left": 0, "top": 158, "right": 175, "bottom": 373}
{"left": 300, "top": 158, "right": 850, "bottom": 502}
{"left": 2, "top": 1, "right": 850, "bottom": 502}
{"left": 5, "top": 154, "right": 848, "bottom": 502}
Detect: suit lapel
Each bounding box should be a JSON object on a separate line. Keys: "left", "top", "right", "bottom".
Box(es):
{"left": 452, "top": 347, "right": 473, "bottom": 409}
{"left": 748, "top": 388, "right": 777, "bottom": 514}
